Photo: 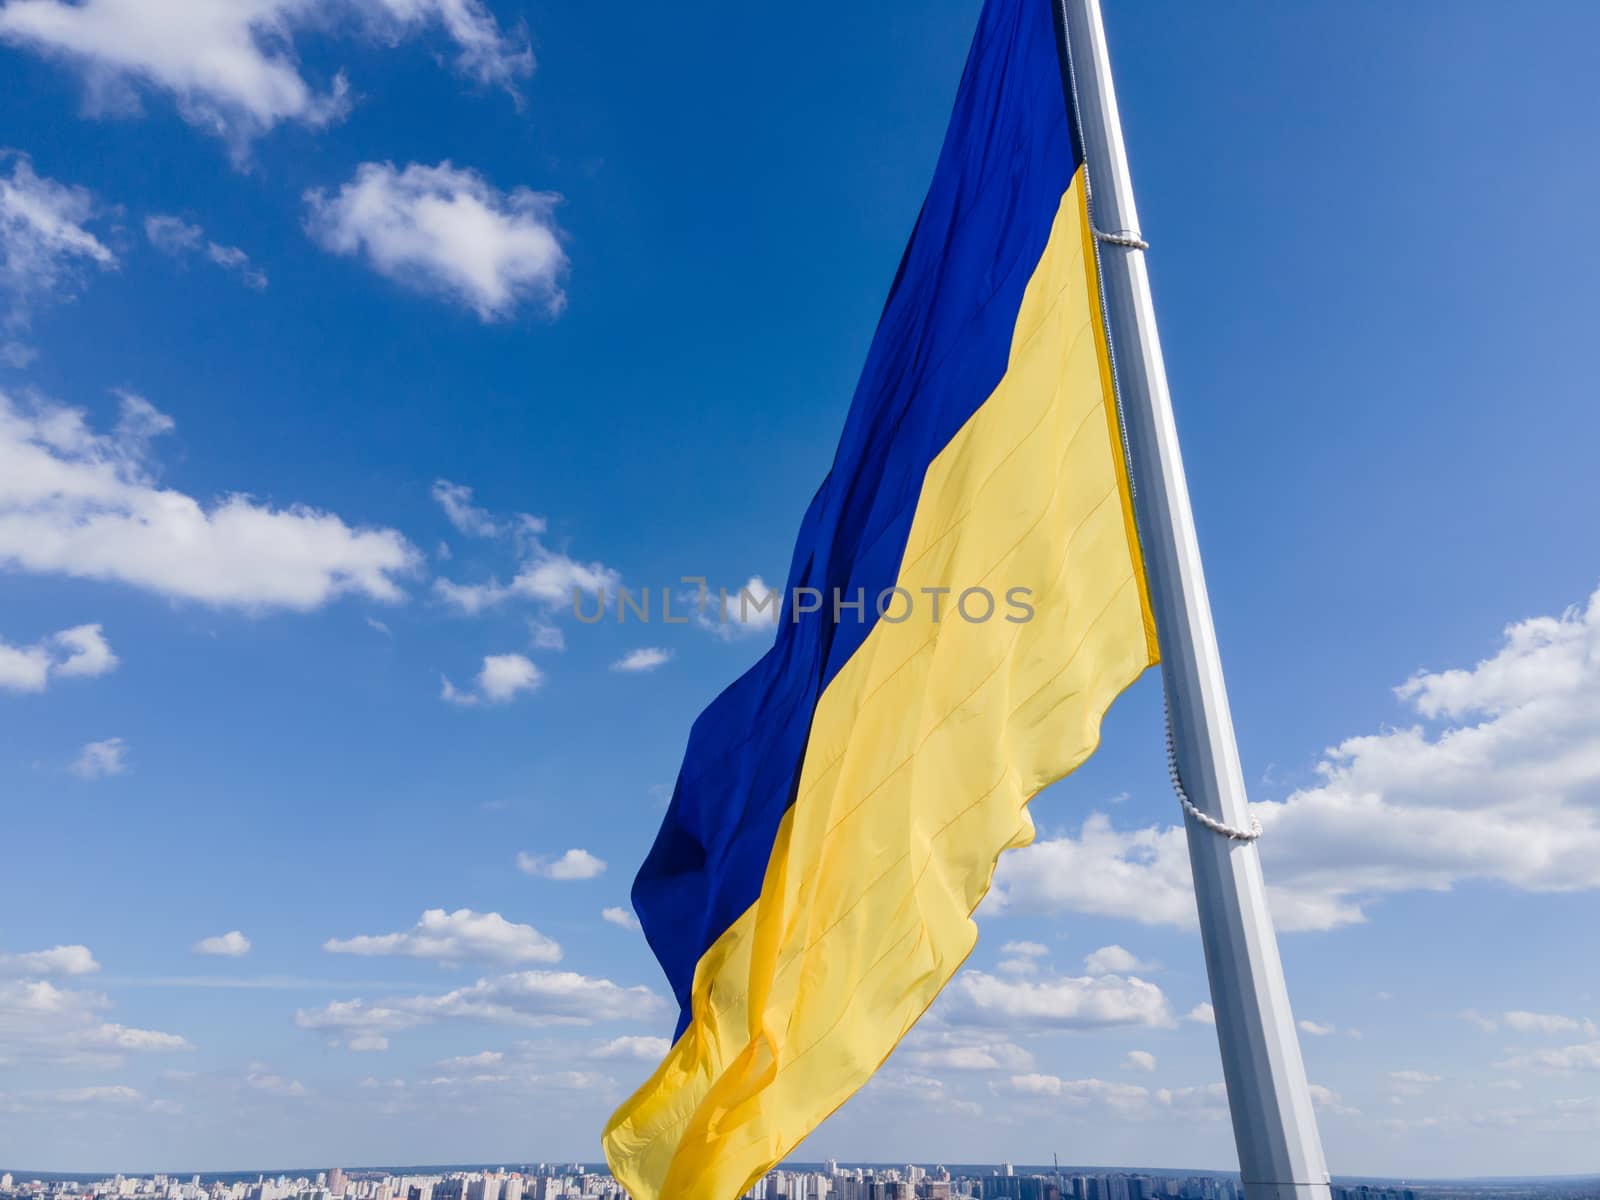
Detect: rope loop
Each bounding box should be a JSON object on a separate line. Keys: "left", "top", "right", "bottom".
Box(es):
{"left": 1164, "top": 694, "right": 1263, "bottom": 843}
{"left": 1094, "top": 227, "right": 1150, "bottom": 251}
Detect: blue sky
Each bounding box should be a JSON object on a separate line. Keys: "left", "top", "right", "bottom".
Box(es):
{"left": 2, "top": 0, "right": 1599, "bottom": 1179}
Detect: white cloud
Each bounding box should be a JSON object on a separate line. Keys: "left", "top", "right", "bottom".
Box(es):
{"left": 432, "top": 478, "right": 503, "bottom": 538}
{"left": 991, "top": 813, "right": 1196, "bottom": 927}
{"left": 0, "top": 977, "right": 191, "bottom": 1069}
{"left": 857, "top": 1067, "right": 982, "bottom": 1120}
{"left": 306, "top": 161, "right": 565, "bottom": 320}
{"left": 939, "top": 969, "right": 1173, "bottom": 1031}
{"left": 52, "top": 623, "right": 117, "bottom": 677}
{"left": 369, "top": 1038, "right": 661, "bottom": 1101}
{"left": 0, "top": 944, "right": 99, "bottom": 976}
{"left": 1154, "top": 1082, "right": 1231, "bottom": 1118}
{"left": 433, "top": 579, "right": 498, "bottom": 616}
{"left": 591, "top": 1035, "right": 669, "bottom": 1062}
{"left": 1387, "top": 1069, "right": 1440, "bottom": 1100}
{"left": 389, "top": 1039, "right": 644, "bottom": 1100}
{"left": 295, "top": 969, "right": 666, "bottom": 1048}
{"left": 245, "top": 1063, "right": 308, "bottom": 1097}
{"left": 378, "top": 0, "right": 532, "bottom": 91}
{"left": 143, "top": 213, "right": 201, "bottom": 254}
{"left": 436, "top": 544, "right": 619, "bottom": 618}
{"left": 440, "top": 653, "right": 542, "bottom": 706}
{"left": 530, "top": 619, "right": 565, "bottom": 651}
{"left": 1001, "top": 940, "right": 1048, "bottom": 958}
{"left": 1501, "top": 1010, "right": 1599, "bottom": 1037}
{"left": 69, "top": 736, "right": 126, "bottom": 779}
{"left": 898, "top": 1028, "right": 1034, "bottom": 1073}
{"left": 995, "top": 584, "right": 1600, "bottom": 932}
{"left": 996, "top": 957, "right": 1039, "bottom": 976}
{"left": 697, "top": 575, "right": 781, "bottom": 642}
{"left": 1083, "top": 944, "right": 1159, "bottom": 977}
{"left": 995, "top": 939, "right": 1049, "bottom": 976}
{"left": 145, "top": 214, "right": 266, "bottom": 289}
{"left": 88, "top": 1024, "right": 191, "bottom": 1053}
{"left": 1500, "top": 1040, "right": 1600, "bottom": 1072}
{"left": 0, "top": 0, "right": 530, "bottom": 150}
{"left": 192, "top": 931, "right": 251, "bottom": 958}
{"left": 1000, "top": 1074, "right": 1152, "bottom": 1117}
{"left": 414, "top": 1061, "right": 611, "bottom": 1095}
{"left": 518, "top": 554, "right": 616, "bottom": 605}
{"left": 1390, "top": 1069, "right": 1441, "bottom": 1086}
{"left": 1185, "top": 1002, "right": 1215, "bottom": 1025}
{"left": 479, "top": 652, "right": 539, "bottom": 701}
{"left": 435, "top": 1049, "right": 502, "bottom": 1070}
{"left": 0, "top": 623, "right": 116, "bottom": 692}
{"left": 1298, "top": 1019, "right": 1336, "bottom": 1037}
{"left": 1, "top": 390, "right": 419, "bottom": 609}
{"left": 51, "top": 1084, "right": 145, "bottom": 1106}
{"left": 517, "top": 848, "right": 605, "bottom": 881}
{"left": 0, "top": 153, "right": 115, "bottom": 364}
{"left": 431, "top": 489, "right": 619, "bottom": 626}
{"left": 0, "top": 633, "right": 49, "bottom": 691}
{"left": 1309, "top": 1083, "right": 1359, "bottom": 1117}
{"left": 33, "top": 1083, "right": 183, "bottom": 1115}
{"left": 1124, "top": 1050, "right": 1156, "bottom": 1073}
{"left": 202, "top": 241, "right": 266, "bottom": 288}
{"left": 612, "top": 647, "right": 670, "bottom": 673}
{"left": 601, "top": 906, "right": 639, "bottom": 931}
{"left": 323, "top": 908, "right": 561, "bottom": 966}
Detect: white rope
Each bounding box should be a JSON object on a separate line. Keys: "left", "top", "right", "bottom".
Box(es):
{"left": 1165, "top": 693, "right": 1263, "bottom": 842}
{"left": 1094, "top": 227, "right": 1149, "bottom": 251}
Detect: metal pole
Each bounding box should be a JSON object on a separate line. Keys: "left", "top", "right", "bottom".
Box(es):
{"left": 1057, "top": 2, "right": 1333, "bottom": 1197}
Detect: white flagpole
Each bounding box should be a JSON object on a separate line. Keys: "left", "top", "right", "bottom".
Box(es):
{"left": 1057, "top": 3, "right": 1333, "bottom": 1198}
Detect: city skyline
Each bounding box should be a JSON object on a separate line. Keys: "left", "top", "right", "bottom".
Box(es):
{"left": 7, "top": 1164, "right": 1597, "bottom": 1195}
{"left": 3, "top": 0, "right": 1599, "bottom": 1182}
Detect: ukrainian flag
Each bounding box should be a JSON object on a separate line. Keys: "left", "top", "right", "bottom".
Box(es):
{"left": 604, "top": 0, "right": 1158, "bottom": 1194}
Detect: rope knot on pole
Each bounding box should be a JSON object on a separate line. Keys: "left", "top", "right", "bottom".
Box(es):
{"left": 1094, "top": 226, "right": 1150, "bottom": 251}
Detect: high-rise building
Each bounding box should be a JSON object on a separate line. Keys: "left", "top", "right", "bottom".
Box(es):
{"left": 328, "top": 1172, "right": 346, "bottom": 1198}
